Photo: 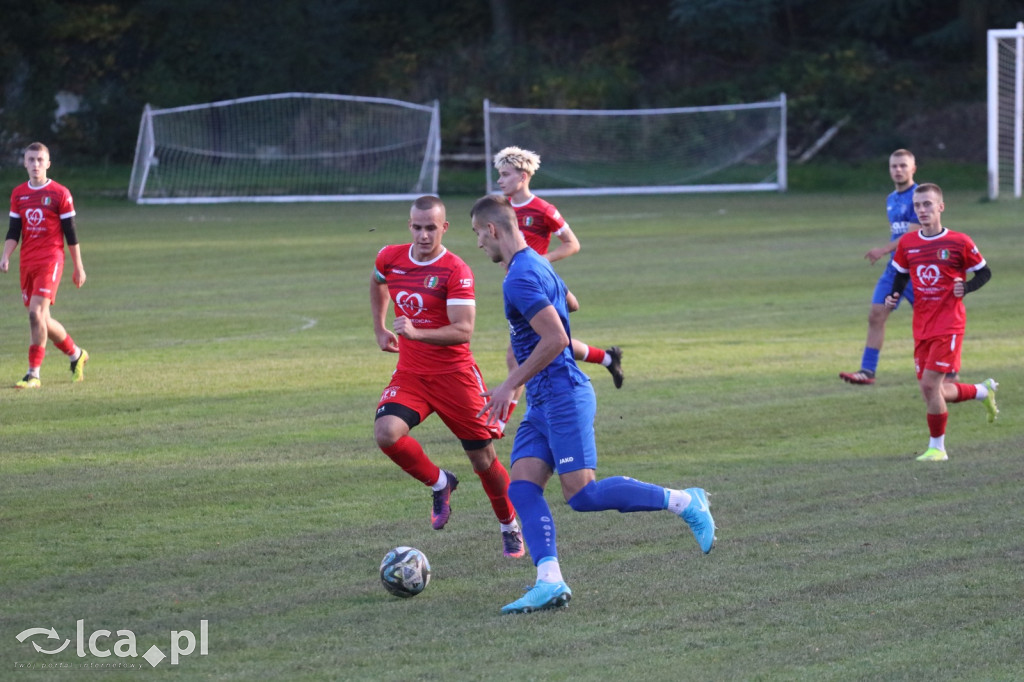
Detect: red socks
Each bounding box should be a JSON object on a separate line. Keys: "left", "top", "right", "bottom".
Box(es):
{"left": 927, "top": 412, "right": 948, "bottom": 438}
{"left": 381, "top": 436, "right": 440, "bottom": 486}
{"left": 475, "top": 458, "right": 515, "bottom": 525}
{"left": 582, "top": 346, "right": 605, "bottom": 364}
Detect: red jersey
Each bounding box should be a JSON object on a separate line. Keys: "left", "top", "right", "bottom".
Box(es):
{"left": 374, "top": 243, "right": 477, "bottom": 375}
{"left": 891, "top": 227, "right": 986, "bottom": 340}
{"left": 511, "top": 195, "right": 567, "bottom": 255}
{"left": 9, "top": 179, "right": 75, "bottom": 268}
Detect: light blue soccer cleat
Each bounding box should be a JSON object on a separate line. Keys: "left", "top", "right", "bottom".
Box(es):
{"left": 982, "top": 378, "right": 999, "bottom": 424}
{"left": 680, "top": 487, "right": 716, "bottom": 554}
{"left": 500, "top": 580, "right": 572, "bottom": 614}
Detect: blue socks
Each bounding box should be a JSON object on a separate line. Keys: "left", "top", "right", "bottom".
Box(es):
{"left": 861, "top": 347, "right": 880, "bottom": 374}
{"left": 567, "top": 477, "right": 666, "bottom": 513}
{"left": 507, "top": 480, "right": 556, "bottom": 566}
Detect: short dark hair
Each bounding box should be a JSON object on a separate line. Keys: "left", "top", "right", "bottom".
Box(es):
{"left": 24, "top": 141, "right": 50, "bottom": 155}
{"left": 470, "top": 194, "right": 516, "bottom": 234}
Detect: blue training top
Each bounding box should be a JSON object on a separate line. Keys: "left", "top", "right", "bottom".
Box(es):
{"left": 886, "top": 183, "right": 919, "bottom": 246}
{"left": 503, "top": 247, "right": 590, "bottom": 403}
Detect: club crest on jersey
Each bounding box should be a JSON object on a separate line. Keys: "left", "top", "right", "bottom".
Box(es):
{"left": 43, "top": 196, "right": 52, "bottom": 207}
{"left": 937, "top": 249, "right": 950, "bottom": 260}
{"left": 423, "top": 275, "right": 440, "bottom": 289}
{"left": 523, "top": 217, "right": 534, "bottom": 227}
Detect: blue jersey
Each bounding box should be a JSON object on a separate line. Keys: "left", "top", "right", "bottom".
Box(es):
{"left": 886, "top": 184, "right": 919, "bottom": 243}
{"left": 503, "top": 247, "right": 590, "bottom": 402}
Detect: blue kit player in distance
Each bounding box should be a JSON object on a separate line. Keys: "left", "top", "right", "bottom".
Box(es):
{"left": 840, "top": 148, "right": 919, "bottom": 385}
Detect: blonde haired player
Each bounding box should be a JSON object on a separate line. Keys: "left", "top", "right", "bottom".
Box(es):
{"left": 493, "top": 146, "right": 623, "bottom": 407}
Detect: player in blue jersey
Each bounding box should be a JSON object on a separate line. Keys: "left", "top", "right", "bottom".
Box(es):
{"left": 840, "top": 149, "right": 920, "bottom": 385}
{"left": 469, "top": 194, "right": 716, "bottom": 615}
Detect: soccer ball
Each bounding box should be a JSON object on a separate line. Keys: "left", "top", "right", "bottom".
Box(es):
{"left": 379, "top": 546, "right": 431, "bottom": 598}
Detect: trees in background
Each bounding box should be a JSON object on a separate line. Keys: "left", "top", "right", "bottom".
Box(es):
{"left": 1, "top": 0, "right": 1018, "bottom": 163}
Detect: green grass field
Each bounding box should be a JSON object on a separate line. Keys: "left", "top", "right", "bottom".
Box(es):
{"left": 2, "top": 189, "right": 1022, "bottom": 680}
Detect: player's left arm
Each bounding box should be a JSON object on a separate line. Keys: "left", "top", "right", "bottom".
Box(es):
{"left": 544, "top": 225, "right": 580, "bottom": 263}
{"left": 62, "top": 217, "right": 86, "bottom": 288}
{"left": 956, "top": 264, "right": 991, "bottom": 298}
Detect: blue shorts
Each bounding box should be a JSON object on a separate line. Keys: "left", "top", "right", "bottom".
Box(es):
{"left": 871, "top": 262, "right": 914, "bottom": 308}
{"left": 510, "top": 382, "right": 598, "bottom": 474}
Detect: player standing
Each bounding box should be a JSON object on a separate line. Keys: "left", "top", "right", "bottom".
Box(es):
{"left": 493, "top": 146, "right": 624, "bottom": 389}
{"left": 885, "top": 183, "right": 997, "bottom": 461}
{"left": 840, "top": 149, "right": 919, "bottom": 385}
{"left": 470, "top": 194, "right": 715, "bottom": 614}
{"left": 1, "top": 142, "right": 89, "bottom": 388}
{"left": 371, "top": 195, "right": 523, "bottom": 557}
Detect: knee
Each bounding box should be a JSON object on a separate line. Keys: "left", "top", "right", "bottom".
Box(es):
{"left": 566, "top": 481, "right": 598, "bottom": 512}
{"left": 374, "top": 418, "right": 405, "bottom": 450}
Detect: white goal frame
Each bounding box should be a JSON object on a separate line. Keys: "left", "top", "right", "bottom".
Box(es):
{"left": 128, "top": 93, "right": 441, "bottom": 204}
{"left": 483, "top": 94, "right": 787, "bottom": 196}
{"left": 988, "top": 23, "right": 1024, "bottom": 200}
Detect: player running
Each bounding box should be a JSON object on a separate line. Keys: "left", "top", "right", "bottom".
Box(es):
{"left": 885, "top": 183, "right": 997, "bottom": 461}
{"left": 471, "top": 194, "right": 715, "bottom": 614}
{"left": 493, "top": 146, "right": 624, "bottom": 390}
{"left": 370, "top": 195, "right": 523, "bottom": 557}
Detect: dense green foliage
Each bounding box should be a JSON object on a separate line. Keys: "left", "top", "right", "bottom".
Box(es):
{"left": 1, "top": 191, "right": 1022, "bottom": 679}
{"left": 1, "top": 1, "right": 1019, "bottom": 165}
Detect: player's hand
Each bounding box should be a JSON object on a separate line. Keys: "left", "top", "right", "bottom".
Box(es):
{"left": 952, "top": 277, "right": 964, "bottom": 298}
{"left": 478, "top": 383, "right": 516, "bottom": 427}
{"left": 392, "top": 315, "right": 419, "bottom": 341}
{"left": 865, "top": 248, "right": 887, "bottom": 265}
{"left": 884, "top": 292, "right": 899, "bottom": 309}
{"left": 0, "top": 257, "right": 8, "bottom": 273}
{"left": 375, "top": 328, "right": 400, "bottom": 353}
{"left": 73, "top": 268, "right": 86, "bottom": 288}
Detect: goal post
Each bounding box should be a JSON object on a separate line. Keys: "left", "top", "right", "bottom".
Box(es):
{"left": 483, "top": 94, "right": 787, "bottom": 196}
{"left": 128, "top": 93, "right": 441, "bottom": 204}
{"left": 988, "top": 23, "right": 1024, "bottom": 200}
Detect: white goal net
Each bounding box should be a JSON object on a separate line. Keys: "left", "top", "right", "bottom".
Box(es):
{"left": 988, "top": 23, "right": 1024, "bottom": 200}
{"left": 483, "top": 94, "right": 787, "bottom": 196}
{"left": 128, "top": 93, "right": 441, "bottom": 203}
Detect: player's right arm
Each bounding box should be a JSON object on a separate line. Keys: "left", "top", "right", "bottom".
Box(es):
{"left": 480, "top": 305, "right": 568, "bottom": 426}
{"left": 370, "top": 270, "right": 399, "bottom": 353}
{"left": 1, "top": 216, "right": 20, "bottom": 272}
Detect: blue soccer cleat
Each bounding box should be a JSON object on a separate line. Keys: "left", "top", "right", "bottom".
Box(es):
{"left": 680, "top": 487, "right": 715, "bottom": 554}
{"left": 501, "top": 580, "right": 572, "bottom": 614}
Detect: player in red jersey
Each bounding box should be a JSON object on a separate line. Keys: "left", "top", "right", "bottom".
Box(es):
{"left": 886, "top": 183, "right": 998, "bottom": 461}
{"left": 1, "top": 142, "right": 89, "bottom": 389}
{"left": 371, "top": 195, "right": 523, "bottom": 557}
{"left": 493, "top": 146, "right": 624, "bottom": 409}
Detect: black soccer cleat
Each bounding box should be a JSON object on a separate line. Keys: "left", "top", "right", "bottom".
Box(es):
{"left": 605, "top": 346, "right": 624, "bottom": 389}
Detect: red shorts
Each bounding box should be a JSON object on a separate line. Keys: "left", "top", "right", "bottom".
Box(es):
{"left": 377, "top": 364, "right": 502, "bottom": 442}
{"left": 914, "top": 335, "right": 962, "bottom": 379}
{"left": 20, "top": 258, "right": 64, "bottom": 307}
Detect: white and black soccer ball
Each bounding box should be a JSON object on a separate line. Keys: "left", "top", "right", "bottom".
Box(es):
{"left": 379, "top": 546, "right": 431, "bottom": 598}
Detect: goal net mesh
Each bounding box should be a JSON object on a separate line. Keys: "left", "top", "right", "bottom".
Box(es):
{"left": 128, "top": 93, "right": 440, "bottom": 203}
{"left": 484, "top": 95, "right": 786, "bottom": 196}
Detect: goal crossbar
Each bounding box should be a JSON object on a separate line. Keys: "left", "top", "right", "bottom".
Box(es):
{"left": 484, "top": 94, "right": 787, "bottom": 196}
